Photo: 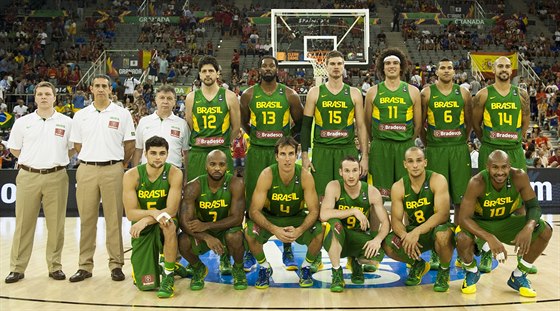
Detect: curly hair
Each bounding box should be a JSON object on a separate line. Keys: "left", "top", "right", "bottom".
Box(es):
{"left": 375, "top": 48, "right": 409, "bottom": 80}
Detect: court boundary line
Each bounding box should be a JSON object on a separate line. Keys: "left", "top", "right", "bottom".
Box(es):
{"left": 1, "top": 295, "right": 559, "bottom": 309}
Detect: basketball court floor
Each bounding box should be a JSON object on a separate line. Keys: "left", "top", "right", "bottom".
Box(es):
{"left": 0, "top": 215, "right": 558, "bottom": 310}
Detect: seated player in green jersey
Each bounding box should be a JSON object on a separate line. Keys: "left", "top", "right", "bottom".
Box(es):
{"left": 456, "top": 150, "right": 552, "bottom": 297}
{"left": 245, "top": 136, "right": 324, "bottom": 289}
{"left": 383, "top": 147, "right": 455, "bottom": 292}
{"left": 123, "top": 136, "right": 186, "bottom": 298}
{"left": 320, "top": 156, "right": 390, "bottom": 292}
{"left": 178, "top": 149, "right": 247, "bottom": 290}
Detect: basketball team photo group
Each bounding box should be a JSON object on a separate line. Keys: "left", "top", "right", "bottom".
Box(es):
{"left": 0, "top": 0, "right": 559, "bottom": 310}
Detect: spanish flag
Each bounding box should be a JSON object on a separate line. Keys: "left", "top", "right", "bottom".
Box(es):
{"left": 470, "top": 52, "right": 518, "bottom": 80}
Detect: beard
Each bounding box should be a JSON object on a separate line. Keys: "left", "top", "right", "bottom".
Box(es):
{"left": 261, "top": 74, "right": 276, "bottom": 82}
{"left": 496, "top": 72, "right": 510, "bottom": 82}
{"left": 202, "top": 77, "right": 216, "bottom": 86}
{"left": 208, "top": 172, "right": 224, "bottom": 181}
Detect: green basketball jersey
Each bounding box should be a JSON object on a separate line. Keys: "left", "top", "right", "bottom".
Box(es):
{"left": 335, "top": 180, "right": 370, "bottom": 232}
{"left": 402, "top": 170, "right": 435, "bottom": 227}
{"left": 371, "top": 81, "right": 414, "bottom": 141}
{"left": 426, "top": 84, "right": 467, "bottom": 146}
{"left": 474, "top": 170, "right": 521, "bottom": 220}
{"left": 190, "top": 88, "right": 231, "bottom": 149}
{"left": 313, "top": 83, "right": 355, "bottom": 146}
{"left": 249, "top": 83, "right": 291, "bottom": 147}
{"left": 264, "top": 163, "right": 305, "bottom": 217}
{"left": 136, "top": 163, "right": 172, "bottom": 211}
{"left": 482, "top": 85, "right": 523, "bottom": 146}
{"left": 195, "top": 173, "right": 233, "bottom": 226}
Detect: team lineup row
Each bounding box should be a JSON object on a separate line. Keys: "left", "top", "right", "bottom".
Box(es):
{"left": 4, "top": 48, "right": 549, "bottom": 300}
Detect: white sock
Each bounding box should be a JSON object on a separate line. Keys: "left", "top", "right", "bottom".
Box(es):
{"left": 332, "top": 265, "right": 340, "bottom": 270}
{"left": 519, "top": 258, "right": 532, "bottom": 269}
{"left": 463, "top": 262, "right": 478, "bottom": 273}
{"left": 513, "top": 268, "right": 523, "bottom": 277}
{"left": 482, "top": 242, "right": 490, "bottom": 252}
{"left": 301, "top": 260, "right": 311, "bottom": 268}
{"left": 260, "top": 261, "right": 270, "bottom": 269}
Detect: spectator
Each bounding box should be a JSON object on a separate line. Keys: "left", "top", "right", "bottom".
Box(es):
{"left": 469, "top": 142, "right": 479, "bottom": 169}
{"left": 123, "top": 72, "right": 140, "bottom": 103}
{"left": 0, "top": 142, "right": 15, "bottom": 169}
{"left": 13, "top": 99, "right": 28, "bottom": 118}
{"left": 548, "top": 148, "right": 560, "bottom": 167}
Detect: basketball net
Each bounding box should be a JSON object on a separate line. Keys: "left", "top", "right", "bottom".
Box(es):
{"left": 307, "top": 50, "right": 329, "bottom": 86}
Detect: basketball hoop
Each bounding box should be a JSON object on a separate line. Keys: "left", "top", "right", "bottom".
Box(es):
{"left": 307, "top": 50, "right": 329, "bottom": 85}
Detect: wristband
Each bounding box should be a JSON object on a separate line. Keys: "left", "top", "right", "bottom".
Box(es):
{"left": 156, "top": 212, "right": 171, "bottom": 222}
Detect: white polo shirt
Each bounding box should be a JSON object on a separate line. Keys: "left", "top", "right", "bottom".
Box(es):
{"left": 135, "top": 112, "right": 189, "bottom": 167}
{"left": 8, "top": 110, "right": 73, "bottom": 169}
{"left": 71, "top": 102, "right": 135, "bottom": 161}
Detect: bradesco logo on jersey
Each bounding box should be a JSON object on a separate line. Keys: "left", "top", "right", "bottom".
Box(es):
{"left": 190, "top": 241, "right": 472, "bottom": 289}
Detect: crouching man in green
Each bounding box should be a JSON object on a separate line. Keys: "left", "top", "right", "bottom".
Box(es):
{"left": 320, "top": 156, "right": 390, "bottom": 292}
{"left": 245, "top": 136, "right": 324, "bottom": 289}
{"left": 123, "top": 136, "right": 185, "bottom": 298}
{"left": 457, "top": 150, "right": 552, "bottom": 297}
{"left": 178, "top": 149, "right": 247, "bottom": 290}
{"left": 383, "top": 147, "right": 455, "bottom": 292}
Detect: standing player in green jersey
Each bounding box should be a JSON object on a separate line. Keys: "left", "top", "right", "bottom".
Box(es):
{"left": 420, "top": 58, "right": 472, "bottom": 270}
{"left": 383, "top": 147, "right": 455, "bottom": 292}
{"left": 320, "top": 156, "right": 390, "bottom": 292}
{"left": 245, "top": 136, "right": 324, "bottom": 289}
{"left": 178, "top": 150, "right": 247, "bottom": 290}
{"left": 185, "top": 56, "right": 240, "bottom": 182}
{"left": 122, "top": 136, "right": 185, "bottom": 298}
{"left": 301, "top": 50, "right": 370, "bottom": 199}
{"left": 240, "top": 56, "right": 304, "bottom": 272}
{"left": 472, "top": 56, "right": 530, "bottom": 170}
{"left": 185, "top": 56, "right": 240, "bottom": 274}
{"left": 365, "top": 48, "right": 422, "bottom": 198}
{"left": 471, "top": 56, "right": 532, "bottom": 273}
{"left": 457, "top": 150, "right": 551, "bottom": 297}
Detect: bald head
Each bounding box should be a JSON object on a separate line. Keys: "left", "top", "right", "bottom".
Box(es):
{"left": 487, "top": 150, "right": 510, "bottom": 165}
{"left": 404, "top": 146, "right": 425, "bottom": 159}
{"left": 493, "top": 56, "right": 511, "bottom": 68}
{"left": 207, "top": 149, "right": 227, "bottom": 163}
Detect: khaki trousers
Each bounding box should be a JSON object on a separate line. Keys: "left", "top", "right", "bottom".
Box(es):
{"left": 76, "top": 163, "right": 124, "bottom": 272}
{"left": 10, "top": 169, "right": 68, "bottom": 273}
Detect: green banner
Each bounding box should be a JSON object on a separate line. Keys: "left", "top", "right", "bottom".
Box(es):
{"left": 402, "top": 13, "right": 441, "bottom": 19}
{"left": 154, "top": 86, "right": 192, "bottom": 96}
{"left": 29, "top": 10, "right": 67, "bottom": 18}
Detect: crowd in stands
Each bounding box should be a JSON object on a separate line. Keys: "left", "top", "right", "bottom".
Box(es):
{"left": 1, "top": 0, "right": 559, "bottom": 169}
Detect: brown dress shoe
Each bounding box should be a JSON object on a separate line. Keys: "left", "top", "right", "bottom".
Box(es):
{"left": 69, "top": 269, "right": 92, "bottom": 282}
{"left": 111, "top": 268, "right": 125, "bottom": 281}
{"left": 49, "top": 270, "right": 66, "bottom": 280}
{"left": 5, "top": 272, "right": 24, "bottom": 283}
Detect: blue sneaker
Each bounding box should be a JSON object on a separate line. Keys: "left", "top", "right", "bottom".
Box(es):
{"left": 243, "top": 251, "right": 256, "bottom": 272}
{"left": 507, "top": 272, "right": 536, "bottom": 297}
{"left": 299, "top": 266, "right": 313, "bottom": 287}
{"left": 461, "top": 269, "right": 481, "bottom": 294}
{"left": 282, "top": 248, "right": 298, "bottom": 271}
{"left": 255, "top": 266, "right": 273, "bottom": 289}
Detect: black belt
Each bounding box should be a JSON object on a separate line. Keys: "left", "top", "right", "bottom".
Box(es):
{"left": 82, "top": 160, "right": 122, "bottom": 166}
{"left": 19, "top": 164, "right": 66, "bottom": 174}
